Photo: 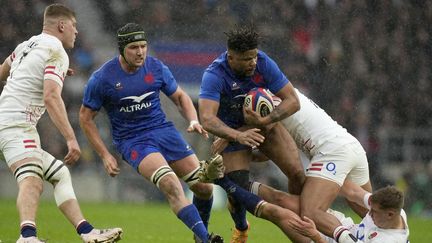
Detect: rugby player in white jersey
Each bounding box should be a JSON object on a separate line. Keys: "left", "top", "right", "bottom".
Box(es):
{"left": 199, "top": 157, "right": 409, "bottom": 243}
{"left": 213, "top": 88, "right": 373, "bottom": 242}
{"left": 0, "top": 4, "right": 121, "bottom": 243}
{"left": 275, "top": 88, "right": 372, "bottom": 242}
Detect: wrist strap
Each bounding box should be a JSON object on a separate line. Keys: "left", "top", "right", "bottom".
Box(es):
{"left": 189, "top": 120, "right": 199, "bottom": 128}
{"left": 363, "top": 192, "right": 372, "bottom": 210}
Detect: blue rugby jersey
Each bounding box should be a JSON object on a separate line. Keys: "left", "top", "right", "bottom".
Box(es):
{"left": 82, "top": 56, "right": 177, "bottom": 143}
{"left": 199, "top": 50, "right": 289, "bottom": 128}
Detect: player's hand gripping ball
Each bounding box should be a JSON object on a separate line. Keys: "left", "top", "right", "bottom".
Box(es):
{"left": 244, "top": 87, "right": 274, "bottom": 117}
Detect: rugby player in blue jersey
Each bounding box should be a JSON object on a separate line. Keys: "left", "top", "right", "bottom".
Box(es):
{"left": 198, "top": 25, "right": 306, "bottom": 242}
{"left": 79, "top": 23, "right": 223, "bottom": 243}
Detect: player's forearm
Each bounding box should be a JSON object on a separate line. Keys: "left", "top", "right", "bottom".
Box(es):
{"left": 177, "top": 92, "right": 199, "bottom": 122}
{"left": 201, "top": 116, "right": 240, "bottom": 141}
{"left": 0, "top": 57, "right": 11, "bottom": 82}
{"left": 340, "top": 180, "right": 370, "bottom": 208}
{"left": 79, "top": 118, "right": 111, "bottom": 159}
{"left": 44, "top": 93, "right": 76, "bottom": 142}
{"left": 264, "top": 96, "right": 300, "bottom": 125}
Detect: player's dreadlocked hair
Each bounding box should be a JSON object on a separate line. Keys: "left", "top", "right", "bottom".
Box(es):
{"left": 117, "top": 23, "right": 147, "bottom": 58}
{"left": 225, "top": 25, "right": 259, "bottom": 53}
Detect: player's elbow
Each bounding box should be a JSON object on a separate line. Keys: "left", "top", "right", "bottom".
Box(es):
{"left": 199, "top": 114, "right": 213, "bottom": 130}
{"left": 43, "top": 92, "right": 59, "bottom": 108}
{"left": 292, "top": 97, "right": 300, "bottom": 113}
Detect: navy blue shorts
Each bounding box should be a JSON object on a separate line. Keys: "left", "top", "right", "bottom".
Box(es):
{"left": 117, "top": 125, "right": 194, "bottom": 171}
{"left": 223, "top": 141, "right": 252, "bottom": 153}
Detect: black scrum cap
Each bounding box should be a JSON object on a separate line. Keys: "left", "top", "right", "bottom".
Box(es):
{"left": 117, "top": 23, "right": 147, "bottom": 57}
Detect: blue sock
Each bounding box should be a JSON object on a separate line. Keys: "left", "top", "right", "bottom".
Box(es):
{"left": 76, "top": 220, "right": 94, "bottom": 235}
{"left": 193, "top": 196, "right": 213, "bottom": 229}
{"left": 177, "top": 204, "right": 208, "bottom": 243}
{"left": 215, "top": 177, "right": 262, "bottom": 216}
{"left": 226, "top": 170, "right": 249, "bottom": 231}
{"left": 21, "top": 224, "right": 37, "bottom": 238}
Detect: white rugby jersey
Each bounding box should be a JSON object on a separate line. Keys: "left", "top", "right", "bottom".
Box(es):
{"left": 280, "top": 89, "right": 358, "bottom": 158}
{"left": 354, "top": 209, "right": 409, "bottom": 243}
{"left": 0, "top": 33, "right": 68, "bottom": 127}
{"left": 323, "top": 209, "right": 409, "bottom": 243}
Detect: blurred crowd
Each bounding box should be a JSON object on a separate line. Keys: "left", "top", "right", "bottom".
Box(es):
{"left": 1, "top": 0, "right": 431, "bottom": 214}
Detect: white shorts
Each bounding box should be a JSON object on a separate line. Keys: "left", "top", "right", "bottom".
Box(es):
{"left": 0, "top": 125, "right": 42, "bottom": 167}
{"left": 305, "top": 140, "right": 369, "bottom": 186}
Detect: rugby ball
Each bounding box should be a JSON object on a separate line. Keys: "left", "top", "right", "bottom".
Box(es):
{"left": 244, "top": 87, "right": 274, "bottom": 117}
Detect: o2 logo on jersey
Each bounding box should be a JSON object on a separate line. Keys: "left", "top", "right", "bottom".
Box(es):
{"left": 326, "top": 162, "right": 336, "bottom": 175}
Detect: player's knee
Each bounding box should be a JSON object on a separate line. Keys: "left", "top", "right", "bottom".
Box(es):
{"left": 181, "top": 166, "right": 201, "bottom": 187}
{"left": 151, "top": 165, "right": 176, "bottom": 187}
{"left": 46, "top": 161, "right": 77, "bottom": 206}
{"left": 227, "top": 170, "right": 249, "bottom": 189}
{"left": 159, "top": 175, "right": 185, "bottom": 201}
{"left": 189, "top": 182, "right": 213, "bottom": 199}
{"left": 13, "top": 159, "right": 44, "bottom": 183}
{"left": 39, "top": 151, "right": 77, "bottom": 206}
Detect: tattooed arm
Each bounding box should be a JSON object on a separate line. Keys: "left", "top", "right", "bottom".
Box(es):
{"left": 199, "top": 98, "right": 264, "bottom": 148}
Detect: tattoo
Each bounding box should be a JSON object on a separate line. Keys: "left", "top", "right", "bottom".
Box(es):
{"left": 207, "top": 118, "right": 236, "bottom": 141}
{"left": 269, "top": 106, "right": 282, "bottom": 122}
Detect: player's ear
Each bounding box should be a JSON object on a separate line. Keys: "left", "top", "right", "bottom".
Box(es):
{"left": 227, "top": 51, "right": 234, "bottom": 61}
{"left": 58, "top": 20, "right": 65, "bottom": 32}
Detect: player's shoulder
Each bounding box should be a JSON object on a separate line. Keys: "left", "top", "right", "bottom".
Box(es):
{"left": 90, "top": 57, "right": 119, "bottom": 82}
{"left": 145, "top": 55, "right": 164, "bottom": 67}
{"left": 144, "top": 55, "right": 166, "bottom": 73}
{"left": 205, "top": 52, "right": 227, "bottom": 74}
{"left": 257, "top": 50, "right": 271, "bottom": 61}
{"left": 369, "top": 230, "right": 408, "bottom": 243}
{"left": 37, "top": 33, "right": 65, "bottom": 51}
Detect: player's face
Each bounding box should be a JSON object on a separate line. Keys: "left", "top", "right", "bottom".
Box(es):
{"left": 228, "top": 49, "right": 258, "bottom": 77}
{"left": 60, "top": 17, "right": 78, "bottom": 49}
{"left": 124, "top": 41, "right": 148, "bottom": 67}
{"left": 369, "top": 202, "right": 394, "bottom": 228}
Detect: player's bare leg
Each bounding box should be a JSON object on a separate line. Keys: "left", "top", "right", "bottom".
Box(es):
{"left": 10, "top": 159, "right": 44, "bottom": 240}
{"left": 171, "top": 154, "right": 214, "bottom": 200}
{"left": 138, "top": 152, "right": 219, "bottom": 243}
{"left": 259, "top": 123, "right": 305, "bottom": 195}
{"left": 138, "top": 153, "right": 190, "bottom": 213}
{"left": 58, "top": 199, "right": 85, "bottom": 226}
{"left": 344, "top": 181, "right": 372, "bottom": 218}
{"left": 300, "top": 177, "right": 358, "bottom": 242}
{"left": 250, "top": 182, "right": 300, "bottom": 214}
{"left": 16, "top": 176, "right": 43, "bottom": 227}
{"left": 200, "top": 156, "right": 313, "bottom": 243}
{"left": 259, "top": 203, "right": 313, "bottom": 243}
{"left": 171, "top": 154, "right": 223, "bottom": 242}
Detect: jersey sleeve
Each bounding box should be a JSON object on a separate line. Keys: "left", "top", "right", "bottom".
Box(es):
{"left": 160, "top": 64, "right": 178, "bottom": 96}
{"left": 199, "top": 71, "right": 222, "bottom": 102}
{"left": 44, "top": 45, "right": 68, "bottom": 87}
{"left": 260, "top": 52, "right": 289, "bottom": 94}
{"left": 82, "top": 74, "right": 104, "bottom": 111}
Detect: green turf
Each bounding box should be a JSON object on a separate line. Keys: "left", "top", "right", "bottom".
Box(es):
{"left": 0, "top": 199, "right": 430, "bottom": 242}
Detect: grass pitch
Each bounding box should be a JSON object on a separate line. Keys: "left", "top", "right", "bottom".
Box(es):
{"left": 0, "top": 199, "right": 430, "bottom": 242}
